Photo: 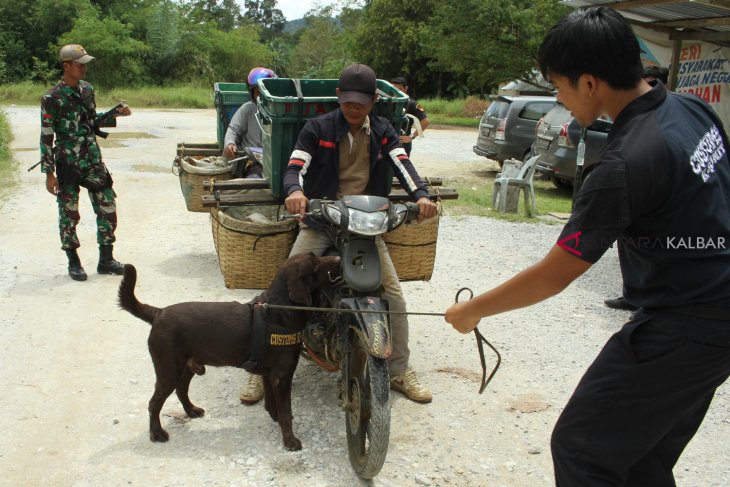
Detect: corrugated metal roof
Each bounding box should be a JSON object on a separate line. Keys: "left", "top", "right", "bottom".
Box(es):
{"left": 563, "top": 0, "right": 730, "bottom": 43}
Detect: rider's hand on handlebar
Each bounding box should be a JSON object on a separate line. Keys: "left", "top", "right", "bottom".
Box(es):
{"left": 416, "top": 197, "right": 437, "bottom": 223}
{"left": 285, "top": 190, "right": 309, "bottom": 219}
{"left": 223, "top": 143, "right": 237, "bottom": 159}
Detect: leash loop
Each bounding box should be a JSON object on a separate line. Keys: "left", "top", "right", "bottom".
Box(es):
{"left": 454, "top": 287, "right": 501, "bottom": 394}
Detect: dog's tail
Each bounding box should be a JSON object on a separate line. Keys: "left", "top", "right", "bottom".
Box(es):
{"left": 118, "top": 264, "right": 161, "bottom": 325}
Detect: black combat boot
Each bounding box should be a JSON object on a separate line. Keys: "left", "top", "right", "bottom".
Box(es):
{"left": 97, "top": 245, "right": 124, "bottom": 275}
{"left": 66, "top": 249, "right": 88, "bottom": 281}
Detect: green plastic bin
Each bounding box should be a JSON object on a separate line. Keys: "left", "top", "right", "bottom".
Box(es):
{"left": 257, "top": 78, "right": 408, "bottom": 198}
{"left": 213, "top": 82, "right": 249, "bottom": 151}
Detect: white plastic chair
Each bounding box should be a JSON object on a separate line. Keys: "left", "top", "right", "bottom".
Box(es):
{"left": 492, "top": 156, "right": 538, "bottom": 216}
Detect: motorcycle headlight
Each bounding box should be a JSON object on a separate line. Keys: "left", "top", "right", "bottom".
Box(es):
{"left": 323, "top": 203, "right": 342, "bottom": 225}
{"left": 389, "top": 204, "right": 408, "bottom": 230}
{"left": 347, "top": 208, "right": 389, "bottom": 236}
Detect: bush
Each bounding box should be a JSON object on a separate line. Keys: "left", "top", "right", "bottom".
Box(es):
{"left": 0, "top": 108, "right": 17, "bottom": 201}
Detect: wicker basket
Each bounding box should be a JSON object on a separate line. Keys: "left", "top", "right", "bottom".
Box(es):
{"left": 174, "top": 156, "right": 234, "bottom": 213}
{"left": 210, "top": 206, "right": 298, "bottom": 289}
{"left": 382, "top": 203, "right": 442, "bottom": 282}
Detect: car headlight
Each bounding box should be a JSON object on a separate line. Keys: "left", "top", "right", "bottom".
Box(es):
{"left": 347, "top": 208, "right": 389, "bottom": 236}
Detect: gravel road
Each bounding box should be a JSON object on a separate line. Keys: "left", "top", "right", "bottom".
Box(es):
{"left": 1, "top": 106, "right": 727, "bottom": 486}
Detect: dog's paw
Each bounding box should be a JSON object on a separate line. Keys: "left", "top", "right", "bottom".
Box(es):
{"left": 150, "top": 428, "right": 170, "bottom": 442}
{"left": 187, "top": 406, "right": 205, "bottom": 418}
{"left": 283, "top": 436, "right": 302, "bottom": 451}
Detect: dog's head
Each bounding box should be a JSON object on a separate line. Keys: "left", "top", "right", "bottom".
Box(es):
{"left": 268, "top": 252, "right": 340, "bottom": 307}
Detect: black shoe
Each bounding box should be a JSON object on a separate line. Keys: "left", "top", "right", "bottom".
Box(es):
{"left": 97, "top": 245, "right": 124, "bottom": 275}
{"left": 604, "top": 296, "right": 638, "bottom": 311}
{"left": 65, "top": 249, "right": 87, "bottom": 281}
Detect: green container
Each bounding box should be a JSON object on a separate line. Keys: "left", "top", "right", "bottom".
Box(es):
{"left": 257, "top": 78, "right": 408, "bottom": 198}
{"left": 213, "top": 82, "right": 249, "bottom": 151}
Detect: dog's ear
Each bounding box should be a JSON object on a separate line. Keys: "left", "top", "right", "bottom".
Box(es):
{"left": 286, "top": 257, "right": 313, "bottom": 307}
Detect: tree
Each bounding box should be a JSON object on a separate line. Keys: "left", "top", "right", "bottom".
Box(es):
{"left": 351, "top": 0, "right": 440, "bottom": 98}
{"left": 290, "top": 8, "right": 350, "bottom": 78}
{"left": 425, "top": 0, "right": 569, "bottom": 94}
{"left": 185, "top": 0, "right": 243, "bottom": 31}
{"left": 59, "top": 12, "right": 148, "bottom": 87}
{"left": 243, "top": 0, "right": 285, "bottom": 42}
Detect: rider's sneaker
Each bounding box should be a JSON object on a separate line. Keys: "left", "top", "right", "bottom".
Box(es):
{"left": 239, "top": 374, "right": 264, "bottom": 404}
{"left": 390, "top": 367, "right": 432, "bottom": 403}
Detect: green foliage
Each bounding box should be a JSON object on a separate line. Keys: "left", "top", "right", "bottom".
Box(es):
{"left": 59, "top": 13, "right": 149, "bottom": 86}
{"left": 186, "top": 0, "right": 243, "bottom": 31}
{"left": 290, "top": 14, "right": 350, "bottom": 78}
{"left": 425, "top": 0, "right": 570, "bottom": 93}
{"left": 352, "top": 0, "right": 440, "bottom": 97}
{"left": 197, "top": 25, "right": 274, "bottom": 83}
{"left": 243, "top": 0, "right": 286, "bottom": 41}
{"left": 0, "top": 107, "right": 17, "bottom": 200}
{"left": 0, "top": 0, "right": 573, "bottom": 97}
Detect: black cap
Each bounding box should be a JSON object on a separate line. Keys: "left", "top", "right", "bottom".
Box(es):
{"left": 338, "top": 63, "right": 377, "bottom": 105}
{"left": 391, "top": 76, "right": 407, "bottom": 86}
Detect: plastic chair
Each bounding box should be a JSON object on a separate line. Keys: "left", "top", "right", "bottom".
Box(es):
{"left": 492, "top": 156, "right": 538, "bottom": 216}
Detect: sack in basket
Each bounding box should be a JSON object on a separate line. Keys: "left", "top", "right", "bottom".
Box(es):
{"left": 211, "top": 206, "right": 298, "bottom": 289}
{"left": 382, "top": 202, "right": 441, "bottom": 281}
{"left": 174, "top": 155, "right": 234, "bottom": 213}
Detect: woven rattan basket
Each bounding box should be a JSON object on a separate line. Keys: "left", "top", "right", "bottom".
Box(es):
{"left": 382, "top": 202, "right": 442, "bottom": 281}
{"left": 175, "top": 156, "right": 233, "bottom": 213}
{"left": 210, "top": 206, "right": 298, "bottom": 289}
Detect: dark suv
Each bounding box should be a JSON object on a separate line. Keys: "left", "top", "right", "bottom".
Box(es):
{"left": 473, "top": 95, "right": 556, "bottom": 166}
{"left": 532, "top": 103, "right": 612, "bottom": 188}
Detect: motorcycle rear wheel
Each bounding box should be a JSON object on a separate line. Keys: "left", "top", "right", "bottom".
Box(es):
{"left": 344, "top": 333, "right": 391, "bottom": 479}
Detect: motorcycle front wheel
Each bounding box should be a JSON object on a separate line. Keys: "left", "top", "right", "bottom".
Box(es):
{"left": 344, "top": 332, "right": 391, "bottom": 479}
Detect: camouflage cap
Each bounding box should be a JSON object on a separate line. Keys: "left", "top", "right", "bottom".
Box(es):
{"left": 59, "top": 44, "right": 95, "bottom": 64}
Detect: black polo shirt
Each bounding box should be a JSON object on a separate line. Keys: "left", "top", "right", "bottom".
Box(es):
{"left": 556, "top": 83, "right": 730, "bottom": 308}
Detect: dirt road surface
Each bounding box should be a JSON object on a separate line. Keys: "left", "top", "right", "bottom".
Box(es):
{"left": 1, "top": 106, "right": 727, "bottom": 486}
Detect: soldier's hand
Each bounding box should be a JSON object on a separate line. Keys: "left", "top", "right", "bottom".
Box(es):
{"left": 416, "top": 196, "right": 437, "bottom": 223}
{"left": 116, "top": 101, "right": 131, "bottom": 117}
{"left": 285, "top": 190, "right": 308, "bottom": 219}
{"left": 45, "top": 173, "right": 59, "bottom": 196}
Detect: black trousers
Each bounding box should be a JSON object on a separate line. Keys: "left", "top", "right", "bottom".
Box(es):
{"left": 551, "top": 308, "right": 730, "bottom": 486}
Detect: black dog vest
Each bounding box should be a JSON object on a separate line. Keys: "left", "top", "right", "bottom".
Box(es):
{"left": 241, "top": 303, "right": 303, "bottom": 372}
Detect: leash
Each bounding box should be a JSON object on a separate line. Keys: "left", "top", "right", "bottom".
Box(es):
{"left": 258, "top": 287, "right": 501, "bottom": 393}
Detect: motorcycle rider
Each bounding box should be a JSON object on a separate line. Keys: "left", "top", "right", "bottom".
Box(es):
{"left": 239, "top": 63, "right": 438, "bottom": 405}
{"left": 223, "top": 67, "right": 276, "bottom": 160}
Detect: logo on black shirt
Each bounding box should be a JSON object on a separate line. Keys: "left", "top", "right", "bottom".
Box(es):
{"left": 690, "top": 125, "right": 726, "bottom": 182}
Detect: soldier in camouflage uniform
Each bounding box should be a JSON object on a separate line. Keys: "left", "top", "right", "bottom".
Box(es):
{"left": 40, "top": 44, "right": 132, "bottom": 281}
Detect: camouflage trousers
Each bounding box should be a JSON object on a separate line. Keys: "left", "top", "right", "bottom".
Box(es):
{"left": 56, "top": 161, "right": 117, "bottom": 251}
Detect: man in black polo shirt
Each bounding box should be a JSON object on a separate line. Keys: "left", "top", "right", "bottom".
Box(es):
{"left": 390, "top": 77, "right": 430, "bottom": 157}
{"left": 445, "top": 7, "right": 729, "bottom": 486}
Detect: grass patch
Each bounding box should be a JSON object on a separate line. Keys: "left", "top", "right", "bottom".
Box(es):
{"left": 0, "top": 82, "right": 214, "bottom": 109}
{"left": 0, "top": 107, "right": 18, "bottom": 203}
{"left": 442, "top": 175, "right": 572, "bottom": 223}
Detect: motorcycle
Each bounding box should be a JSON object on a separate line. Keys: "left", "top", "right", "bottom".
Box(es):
{"left": 299, "top": 195, "right": 419, "bottom": 479}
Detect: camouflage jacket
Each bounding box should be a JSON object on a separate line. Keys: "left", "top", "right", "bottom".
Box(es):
{"left": 39, "top": 79, "right": 116, "bottom": 174}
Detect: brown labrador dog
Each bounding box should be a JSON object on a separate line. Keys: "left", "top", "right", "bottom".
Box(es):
{"left": 117, "top": 252, "right": 340, "bottom": 450}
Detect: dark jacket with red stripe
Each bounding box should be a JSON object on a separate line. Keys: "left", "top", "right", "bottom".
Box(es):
{"left": 283, "top": 108, "right": 429, "bottom": 201}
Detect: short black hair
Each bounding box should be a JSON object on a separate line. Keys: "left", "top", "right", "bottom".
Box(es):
{"left": 643, "top": 65, "right": 669, "bottom": 84}
{"left": 391, "top": 77, "right": 408, "bottom": 86}
{"left": 538, "top": 6, "right": 644, "bottom": 90}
